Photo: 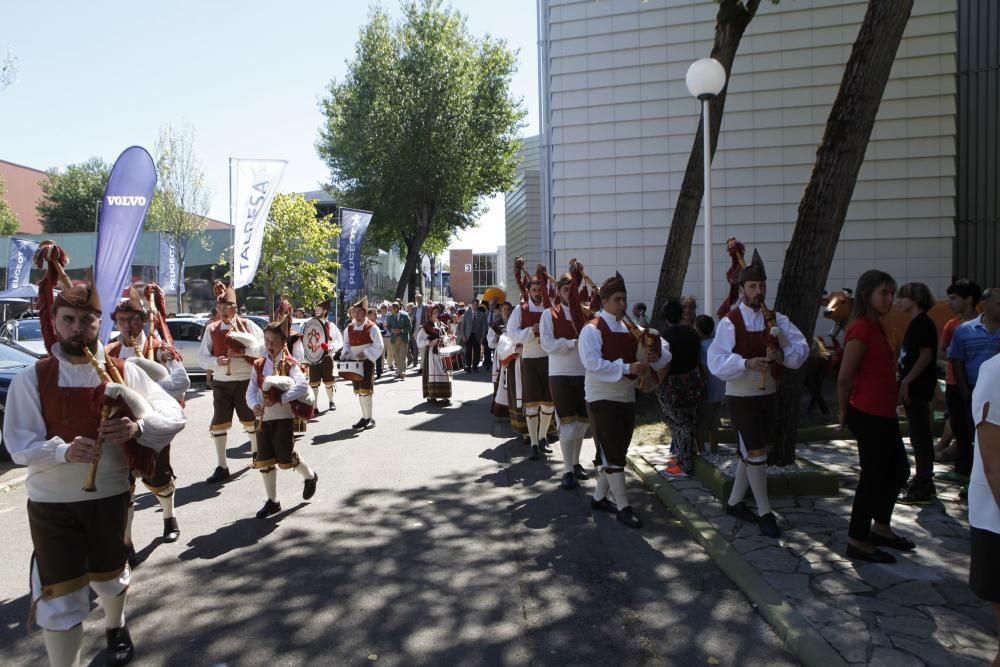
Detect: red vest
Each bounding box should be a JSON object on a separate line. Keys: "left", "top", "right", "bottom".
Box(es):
{"left": 207, "top": 319, "right": 250, "bottom": 356}
{"left": 726, "top": 307, "right": 782, "bottom": 380}
{"left": 550, "top": 305, "right": 578, "bottom": 340}
{"left": 347, "top": 321, "right": 374, "bottom": 347}
{"left": 518, "top": 303, "right": 542, "bottom": 329}
{"left": 252, "top": 354, "right": 313, "bottom": 420}
{"left": 590, "top": 316, "right": 637, "bottom": 364}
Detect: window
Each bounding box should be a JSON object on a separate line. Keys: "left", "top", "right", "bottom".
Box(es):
{"left": 472, "top": 253, "right": 497, "bottom": 298}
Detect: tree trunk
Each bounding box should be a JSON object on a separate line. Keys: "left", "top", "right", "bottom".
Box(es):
{"left": 394, "top": 228, "right": 431, "bottom": 301}
{"left": 770, "top": 0, "right": 914, "bottom": 465}
{"left": 650, "top": 0, "right": 762, "bottom": 331}
{"left": 428, "top": 254, "right": 436, "bottom": 301}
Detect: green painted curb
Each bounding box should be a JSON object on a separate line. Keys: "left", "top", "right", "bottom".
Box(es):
{"left": 627, "top": 453, "right": 849, "bottom": 667}
{"left": 692, "top": 454, "right": 839, "bottom": 502}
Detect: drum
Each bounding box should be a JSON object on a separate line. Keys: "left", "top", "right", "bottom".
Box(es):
{"left": 337, "top": 359, "right": 366, "bottom": 381}
{"left": 301, "top": 318, "right": 329, "bottom": 365}
{"left": 438, "top": 345, "right": 464, "bottom": 371}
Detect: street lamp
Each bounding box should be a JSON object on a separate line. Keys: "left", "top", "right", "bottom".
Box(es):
{"left": 685, "top": 57, "right": 727, "bottom": 317}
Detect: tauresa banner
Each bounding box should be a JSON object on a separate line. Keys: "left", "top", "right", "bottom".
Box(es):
{"left": 95, "top": 146, "right": 157, "bottom": 343}
{"left": 231, "top": 158, "right": 286, "bottom": 288}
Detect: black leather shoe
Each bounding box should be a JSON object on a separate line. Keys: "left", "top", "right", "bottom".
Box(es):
{"left": 573, "top": 464, "right": 591, "bottom": 480}
{"left": 547, "top": 434, "right": 559, "bottom": 444}
{"left": 758, "top": 512, "right": 782, "bottom": 538}
{"left": 590, "top": 497, "right": 617, "bottom": 514}
{"left": 559, "top": 472, "right": 577, "bottom": 490}
{"left": 529, "top": 445, "right": 541, "bottom": 460}
{"left": 352, "top": 418, "right": 367, "bottom": 429}
{"left": 364, "top": 419, "right": 376, "bottom": 430}
{"left": 256, "top": 499, "right": 282, "bottom": 519}
{"left": 725, "top": 501, "right": 759, "bottom": 524}
{"left": 205, "top": 466, "right": 230, "bottom": 484}
{"left": 617, "top": 506, "right": 642, "bottom": 529}
{"left": 303, "top": 473, "right": 319, "bottom": 500}
{"left": 105, "top": 625, "right": 134, "bottom": 666}
{"left": 542, "top": 442, "right": 553, "bottom": 454}
{"left": 846, "top": 544, "right": 896, "bottom": 563}
{"left": 162, "top": 517, "right": 180, "bottom": 543}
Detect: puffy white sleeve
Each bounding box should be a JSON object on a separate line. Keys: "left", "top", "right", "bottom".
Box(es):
{"left": 707, "top": 317, "right": 748, "bottom": 382}
{"left": 198, "top": 325, "right": 222, "bottom": 371}
{"left": 158, "top": 358, "right": 190, "bottom": 399}
{"left": 328, "top": 322, "right": 344, "bottom": 354}
{"left": 282, "top": 362, "right": 309, "bottom": 404}
{"left": 776, "top": 313, "right": 810, "bottom": 370}
{"left": 506, "top": 306, "right": 535, "bottom": 345}
{"left": 242, "top": 318, "right": 266, "bottom": 358}
{"left": 364, "top": 326, "right": 385, "bottom": 361}
{"left": 3, "top": 367, "right": 72, "bottom": 467}
{"left": 246, "top": 364, "right": 262, "bottom": 412}
{"left": 539, "top": 310, "right": 576, "bottom": 356}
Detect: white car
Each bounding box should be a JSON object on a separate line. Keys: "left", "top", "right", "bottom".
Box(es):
{"left": 0, "top": 318, "right": 48, "bottom": 357}
{"left": 105, "top": 318, "right": 207, "bottom": 374}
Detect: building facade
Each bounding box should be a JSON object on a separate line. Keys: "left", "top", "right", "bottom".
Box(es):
{"left": 535, "top": 0, "right": 962, "bottom": 313}
{"left": 503, "top": 136, "right": 543, "bottom": 290}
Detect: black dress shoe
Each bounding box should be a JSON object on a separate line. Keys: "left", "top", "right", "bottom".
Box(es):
{"left": 869, "top": 532, "right": 916, "bottom": 551}
{"left": 725, "top": 501, "right": 759, "bottom": 524}
{"left": 352, "top": 418, "right": 367, "bottom": 429}
{"left": 162, "top": 517, "right": 180, "bottom": 543}
{"left": 547, "top": 434, "right": 559, "bottom": 444}
{"left": 364, "top": 419, "right": 376, "bottom": 430}
{"left": 256, "top": 499, "right": 282, "bottom": 519}
{"left": 617, "top": 506, "right": 642, "bottom": 529}
{"left": 846, "top": 544, "right": 896, "bottom": 563}
{"left": 303, "top": 473, "right": 319, "bottom": 500}
{"left": 205, "top": 466, "right": 230, "bottom": 484}
{"left": 542, "top": 442, "right": 553, "bottom": 454}
{"left": 573, "top": 464, "right": 591, "bottom": 480}
{"left": 105, "top": 625, "right": 134, "bottom": 667}
{"left": 559, "top": 471, "right": 577, "bottom": 490}
{"left": 529, "top": 445, "right": 541, "bottom": 460}
{"left": 590, "top": 497, "right": 617, "bottom": 514}
{"left": 758, "top": 512, "right": 781, "bottom": 538}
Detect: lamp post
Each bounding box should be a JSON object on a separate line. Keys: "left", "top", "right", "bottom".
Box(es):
{"left": 685, "top": 57, "right": 727, "bottom": 317}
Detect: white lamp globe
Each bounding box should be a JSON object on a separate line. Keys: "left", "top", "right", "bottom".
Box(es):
{"left": 685, "top": 58, "right": 727, "bottom": 100}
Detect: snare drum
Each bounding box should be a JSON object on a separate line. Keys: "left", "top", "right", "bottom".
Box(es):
{"left": 337, "top": 360, "right": 366, "bottom": 382}
{"left": 438, "top": 345, "right": 464, "bottom": 372}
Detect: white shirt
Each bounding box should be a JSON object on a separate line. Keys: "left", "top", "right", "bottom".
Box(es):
{"left": 970, "top": 354, "right": 1000, "bottom": 533}
{"left": 4, "top": 343, "right": 186, "bottom": 502}
{"left": 707, "top": 302, "right": 809, "bottom": 397}
{"left": 539, "top": 305, "right": 585, "bottom": 377}
{"left": 115, "top": 330, "right": 190, "bottom": 402}
{"left": 197, "top": 317, "right": 266, "bottom": 382}
{"left": 342, "top": 320, "right": 385, "bottom": 362}
{"left": 506, "top": 300, "right": 547, "bottom": 358}
{"left": 578, "top": 310, "right": 671, "bottom": 403}
{"left": 246, "top": 352, "right": 309, "bottom": 422}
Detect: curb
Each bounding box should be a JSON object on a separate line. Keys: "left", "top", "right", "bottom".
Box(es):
{"left": 626, "top": 453, "right": 848, "bottom": 667}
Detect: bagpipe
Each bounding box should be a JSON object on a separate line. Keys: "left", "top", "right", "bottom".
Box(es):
{"left": 255, "top": 348, "right": 314, "bottom": 432}
{"left": 214, "top": 281, "right": 256, "bottom": 375}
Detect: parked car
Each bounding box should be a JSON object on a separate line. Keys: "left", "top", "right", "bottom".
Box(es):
{"left": 0, "top": 341, "right": 42, "bottom": 460}
{"left": 0, "top": 318, "right": 47, "bottom": 356}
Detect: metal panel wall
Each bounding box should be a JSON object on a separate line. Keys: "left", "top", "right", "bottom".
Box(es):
{"left": 956, "top": 0, "right": 1000, "bottom": 286}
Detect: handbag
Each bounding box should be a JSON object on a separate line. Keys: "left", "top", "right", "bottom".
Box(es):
{"left": 659, "top": 367, "right": 705, "bottom": 408}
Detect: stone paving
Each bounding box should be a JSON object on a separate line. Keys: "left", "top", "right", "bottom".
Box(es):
{"left": 631, "top": 436, "right": 998, "bottom": 666}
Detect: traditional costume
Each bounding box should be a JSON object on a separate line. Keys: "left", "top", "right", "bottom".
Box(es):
{"left": 197, "top": 281, "right": 265, "bottom": 483}
{"left": 579, "top": 272, "right": 671, "bottom": 529}
{"left": 416, "top": 315, "right": 454, "bottom": 402}
{"left": 105, "top": 284, "right": 190, "bottom": 546}
{"left": 3, "top": 241, "right": 185, "bottom": 667}
{"left": 247, "top": 313, "right": 318, "bottom": 519}
{"left": 341, "top": 296, "right": 384, "bottom": 429}
{"left": 291, "top": 299, "right": 343, "bottom": 413}
{"left": 707, "top": 250, "right": 809, "bottom": 538}
{"left": 488, "top": 311, "right": 512, "bottom": 418}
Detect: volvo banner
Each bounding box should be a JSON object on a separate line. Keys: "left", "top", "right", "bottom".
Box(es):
{"left": 337, "top": 208, "right": 373, "bottom": 293}
{"left": 231, "top": 158, "right": 286, "bottom": 288}
{"left": 158, "top": 233, "right": 184, "bottom": 295}
{"left": 95, "top": 146, "right": 157, "bottom": 342}
{"left": 6, "top": 237, "right": 39, "bottom": 290}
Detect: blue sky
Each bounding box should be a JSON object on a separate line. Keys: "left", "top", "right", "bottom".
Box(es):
{"left": 0, "top": 0, "right": 539, "bottom": 252}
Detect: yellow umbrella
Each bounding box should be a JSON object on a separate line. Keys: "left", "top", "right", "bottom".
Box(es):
{"left": 482, "top": 286, "right": 506, "bottom": 304}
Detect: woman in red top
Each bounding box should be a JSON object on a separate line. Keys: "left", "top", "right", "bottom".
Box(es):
{"left": 837, "top": 270, "right": 913, "bottom": 563}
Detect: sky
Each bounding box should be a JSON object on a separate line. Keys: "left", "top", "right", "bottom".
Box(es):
{"left": 0, "top": 0, "right": 539, "bottom": 253}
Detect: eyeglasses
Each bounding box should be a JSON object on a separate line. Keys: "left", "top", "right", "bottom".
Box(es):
{"left": 115, "top": 315, "right": 144, "bottom": 324}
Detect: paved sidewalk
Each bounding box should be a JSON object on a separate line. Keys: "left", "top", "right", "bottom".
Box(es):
{"left": 629, "top": 437, "right": 997, "bottom": 667}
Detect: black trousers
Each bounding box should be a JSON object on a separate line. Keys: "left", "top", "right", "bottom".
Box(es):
{"left": 846, "top": 406, "right": 910, "bottom": 541}
{"left": 945, "top": 384, "right": 975, "bottom": 475}
{"left": 464, "top": 334, "right": 481, "bottom": 369}
{"left": 903, "top": 398, "right": 934, "bottom": 482}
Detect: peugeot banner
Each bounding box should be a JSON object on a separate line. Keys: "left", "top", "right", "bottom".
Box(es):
{"left": 231, "top": 158, "right": 286, "bottom": 288}
{"left": 158, "top": 233, "right": 184, "bottom": 295}
{"left": 337, "top": 208, "right": 373, "bottom": 293}
{"left": 6, "top": 237, "right": 39, "bottom": 290}
{"left": 95, "top": 146, "right": 157, "bottom": 342}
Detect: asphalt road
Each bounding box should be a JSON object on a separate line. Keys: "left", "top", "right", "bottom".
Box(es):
{"left": 0, "top": 365, "right": 797, "bottom": 666}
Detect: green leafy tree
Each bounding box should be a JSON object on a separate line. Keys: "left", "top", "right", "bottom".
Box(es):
{"left": 0, "top": 174, "right": 19, "bottom": 235}
{"left": 145, "top": 125, "right": 211, "bottom": 310}
{"left": 318, "top": 0, "right": 525, "bottom": 301}
{"left": 422, "top": 226, "right": 451, "bottom": 301}
{"left": 257, "top": 193, "right": 340, "bottom": 315}
{"left": 36, "top": 157, "right": 110, "bottom": 233}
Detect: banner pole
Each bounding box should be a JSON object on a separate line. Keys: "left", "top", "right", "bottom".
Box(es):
{"left": 228, "top": 158, "right": 235, "bottom": 277}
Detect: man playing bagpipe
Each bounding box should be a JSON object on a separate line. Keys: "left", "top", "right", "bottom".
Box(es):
{"left": 4, "top": 241, "right": 185, "bottom": 666}
{"left": 197, "top": 281, "right": 265, "bottom": 484}
{"left": 247, "top": 313, "right": 319, "bottom": 519}
{"left": 341, "top": 296, "right": 384, "bottom": 430}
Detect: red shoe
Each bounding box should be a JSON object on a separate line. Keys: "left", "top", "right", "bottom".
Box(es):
{"left": 663, "top": 464, "right": 685, "bottom": 477}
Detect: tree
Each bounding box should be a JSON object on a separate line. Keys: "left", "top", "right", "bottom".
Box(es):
{"left": 650, "top": 0, "right": 771, "bottom": 330}
{"left": 1, "top": 47, "right": 17, "bottom": 91}
{"left": 770, "top": 0, "right": 915, "bottom": 465}
{"left": 318, "top": 0, "right": 525, "bottom": 301}
{"left": 421, "top": 227, "right": 452, "bottom": 301}
{"left": 144, "top": 125, "right": 211, "bottom": 311}
{"left": 257, "top": 193, "right": 340, "bottom": 315}
{"left": 36, "top": 157, "right": 110, "bottom": 233}
{"left": 0, "top": 174, "right": 19, "bottom": 235}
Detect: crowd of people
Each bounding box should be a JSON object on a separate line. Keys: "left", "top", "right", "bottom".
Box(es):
{"left": 4, "top": 239, "right": 999, "bottom": 666}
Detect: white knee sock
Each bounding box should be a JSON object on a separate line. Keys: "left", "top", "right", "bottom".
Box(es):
{"left": 607, "top": 471, "right": 630, "bottom": 510}
{"left": 728, "top": 459, "right": 750, "bottom": 506}
{"left": 262, "top": 469, "right": 278, "bottom": 502}
{"left": 326, "top": 383, "right": 335, "bottom": 403}
{"left": 525, "top": 412, "right": 540, "bottom": 446}
{"left": 43, "top": 625, "right": 83, "bottom": 667}
{"left": 572, "top": 425, "right": 586, "bottom": 468}
{"left": 99, "top": 589, "right": 127, "bottom": 629}
{"left": 559, "top": 425, "right": 575, "bottom": 474}
{"left": 593, "top": 470, "right": 610, "bottom": 501}
{"left": 124, "top": 503, "right": 134, "bottom": 546}
{"left": 312, "top": 385, "right": 320, "bottom": 407}
{"left": 539, "top": 409, "right": 554, "bottom": 442}
{"left": 360, "top": 395, "right": 373, "bottom": 419}
{"left": 243, "top": 425, "right": 258, "bottom": 456}
{"left": 212, "top": 432, "right": 228, "bottom": 468}
{"left": 156, "top": 490, "right": 175, "bottom": 520}
{"left": 746, "top": 463, "right": 772, "bottom": 516}
{"left": 294, "top": 462, "right": 315, "bottom": 480}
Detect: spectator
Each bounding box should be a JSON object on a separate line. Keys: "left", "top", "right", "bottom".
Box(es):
{"left": 896, "top": 282, "right": 939, "bottom": 505}
{"left": 631, "top": 302, "right": 650, "bottom": 328}
{"left": 658, "top": 299, "right": 705, "bottom": 476}
{"left": 386, "top": 301, "right": 411, "bottom": 380}
{"left": 838, "top": 270, "right": 912, "bottom": 563}
{"left": 377, "top": 302, "right": 390, "bottom": 371}
{"left": 968, "top": 351, "right": 1000, "bottom": 666}
{"left": 695, "top": 314, "right": 724, "bottom": 454}
{"left": 368, "top": 307, "right": 385, "bottom": 378}
{"left": 681, "top": 295, "right": 698, "bottom": 328}
{"left": 938, "top": 279, "right": 982, "bottom": 466}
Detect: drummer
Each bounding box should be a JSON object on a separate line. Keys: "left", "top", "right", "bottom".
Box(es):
{"left": 293, "top": 299, "right": 343, "bottom": 413}
{"left": 416, "top": 304, "right": 455, "bottom": 404}
{"left": 341, "top": 296, "right": 384, "bottom": 429}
